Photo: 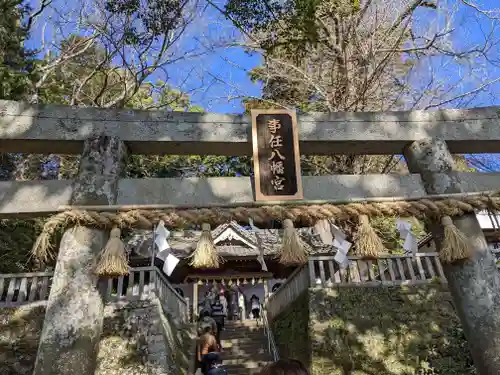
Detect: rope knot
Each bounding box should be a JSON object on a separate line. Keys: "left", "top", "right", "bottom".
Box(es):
{"left": 110, "top": 227, "right": 121, "bottom": 238}
{"left": 441, "top": 216, "right": 453, "bottom": 227}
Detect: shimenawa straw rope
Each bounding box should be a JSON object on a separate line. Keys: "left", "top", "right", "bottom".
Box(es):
{"left": 31, "top": 191, "right": 500, "bottom": 271}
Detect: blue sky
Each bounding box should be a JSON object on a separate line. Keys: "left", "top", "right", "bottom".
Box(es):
{"left": 24, "top": 0, "right": 498, "bottom": 114}
{"left": 21, "top": 0, "right": 500, "bottom": 172}
{"left": 24, "top": 0, "right": 262, "bottom": 113}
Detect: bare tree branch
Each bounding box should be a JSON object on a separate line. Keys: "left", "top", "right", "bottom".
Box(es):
{"left": 461, "top": 0, "right": 500, "bottom": 20}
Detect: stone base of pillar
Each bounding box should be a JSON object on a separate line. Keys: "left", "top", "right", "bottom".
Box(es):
{"left": 33, "top": 228, "right": 107, "bottom": 375}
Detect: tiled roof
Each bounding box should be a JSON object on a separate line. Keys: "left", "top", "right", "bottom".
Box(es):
{"left": 125, "top": 222, "right": 336, "bottom": 259}
{"left": 125, "top": 220, "right": 436, "bottom": 260}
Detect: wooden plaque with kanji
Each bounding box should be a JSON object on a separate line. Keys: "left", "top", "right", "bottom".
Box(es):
{"left": 251, "top": 109, "right": 303, "bottom": 201}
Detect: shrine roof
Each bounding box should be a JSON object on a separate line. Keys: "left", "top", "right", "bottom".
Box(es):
{"left": 126, "top": 220, "right": 333, "bottom": 259}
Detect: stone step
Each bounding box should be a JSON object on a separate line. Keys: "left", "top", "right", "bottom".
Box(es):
{"left": 220, "top": 348, "right": 268, "bottom": 357}
{"left": 221, "top": 348, "right": 269, "bottom": 356}
{"left": 220, "top": 344, "right": 267, "bottom": 353}
{"left": 224, "top": 360, "right": 270, "bottom": 371}
{"left": 222, "top": 355, "right": 273, "bottom": 365}
{"left": 222, "top": 327, "right": 265, "bottom": 333}
{"left": 230, "top": 368, "right": 266, "bottom": 375}
{"left": 221, "top": 337, "right": 267, "bottom": 343}
{"left": 222, "top": 328, "right": 265, "bottom": 335}
{"left": 225, "top": 319, "right": 261, "bottom": 323}
{"left": 222, "top": 333, "right": 265, "bottom": 341}
{"left": 223, "top": 324, "right": 264, "bottom": 329}
{"left": 224, "top": 321, "right": 262, "bottom": 328}
{"left": 223, "top": 332, "right": 265, "bottom": 336}
{"left": 221, "top": 339, "right": 268, "bottom": 348}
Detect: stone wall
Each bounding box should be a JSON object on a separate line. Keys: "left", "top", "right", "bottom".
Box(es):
{"left": 0, "top": 297, "right": 194, "bottom": 375}
{"left": 97, "top": 297, "right": 194, "bottom": 375}
{"left": 271, "top": 291, "right": 311, "bottom": 368}
{"left": 309, "top": 286, "right": 475, "bottom": 375}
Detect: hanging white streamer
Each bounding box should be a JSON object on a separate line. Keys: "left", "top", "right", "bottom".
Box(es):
{"left": 314, "top": 219, "right": 333, "bottom": 245}
{"left": 163, "top": 254, "right": 180, "bottom": 277}
{"left": 154, "top": 221, "right": 179, "bottom": 276}
{"left": 330, "top": 222, "right": 347, "bottom": 241}
{"left": 154, "top": 220, "right": 171, "bottom": 260}
{"left": 396, "top": 219, "right": 418, "bottom": 255}
{"left": 313, "top": 219, "right": 351, "bottom": 268}
{"left": 329, "top": 221, "right": 352, "bottom": 269}
{"left": 249, "top": 218, "right": 269, "bottom": 272}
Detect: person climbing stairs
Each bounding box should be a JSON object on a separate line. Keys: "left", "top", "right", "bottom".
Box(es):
{"left": 220, "top": 319, "right": 273, "bottom": 375}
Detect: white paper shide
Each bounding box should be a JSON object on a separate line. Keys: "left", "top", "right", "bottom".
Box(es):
{"left": 396, "top": 218, "right": 418, "bottom": 255}
{"left": 154, "top": 220, "right": 179, "bottom": 276}
{"left": 315, "top": 219, "right": 352, "bottom": 269}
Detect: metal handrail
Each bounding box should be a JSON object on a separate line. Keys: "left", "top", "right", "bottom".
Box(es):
{"left": 261, "top": 303, "right": 279, "bottom": 362}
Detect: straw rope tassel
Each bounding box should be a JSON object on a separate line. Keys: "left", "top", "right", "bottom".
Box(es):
{"left": 95, "top": 227, "right": 129, "bottom": 277}
{"left": 278, "top": 219, "right": 308, "bottom": 265}
{"left": 32, "top": 231, "right": 54, "bottom": 264}
{"left": 28, "top": 193, "right": 500, "bottom": 261}
{"left": 188, "top": 223, "right": 223, "bottom": 268}
{"left": 354, "top": 215, "right": 385, "bottom": 259}
{"left": 439, "top": 216, "right": 473, "bottom": 263}
{"left": 31, "top": 212, "right": 69, "bottom": 262}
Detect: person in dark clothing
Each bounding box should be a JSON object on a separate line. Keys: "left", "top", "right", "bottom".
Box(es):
{"left": 250, "top": 294, "right": 261, "bottom": 320}
{"left": 200, "top": 291, "right": 214, "bottom": 316}
{"left": 198, "top": 309, "right": 217, "bottom": 337}
{"left": 211, "top": 296, "right": 225, "bottom": 350}
{"left": 203, "top": 352, "right": 228, "bottom": 375}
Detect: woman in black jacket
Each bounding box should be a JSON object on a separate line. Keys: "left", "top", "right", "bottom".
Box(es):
{"left": 210, "top": 295, "right": 225, "bottom": 349}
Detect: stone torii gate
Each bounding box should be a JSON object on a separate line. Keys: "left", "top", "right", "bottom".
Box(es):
{"left": 1, "top": 100, "right": 500, "bottom": 375}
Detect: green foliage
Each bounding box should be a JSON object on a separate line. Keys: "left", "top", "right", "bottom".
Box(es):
{"left": 370, "top": 217, "right": 427, "bottom": 254}
{"left": 104, "top": 0, "right": 183, "bottom": 46}
{"left": 270, "top": 286, "right": 477, "bottom": 374}
{"left": 0, "top": 305, "right": 46, "bottom": 375}
{"left": 0, "top": 154, "right": 15, "bottom": 180}
{"left": 125, "top": 155, "right": 252, "bottom": 178}
{"left": 125, "top": 80, "right": 204, "bottom": 111}
{"left": 272, "top": 291, "right": 311, "bottom": 367}
{"left": 0, "top": 219, "right": 50, "bottom": 273}
{"left": 0, "top": 0, "right": 35, "bottom": 101}
{"left": 308, "top": 287, "right": 476, "bottom": 375}
{"left": 0, "top": 30, "right": 251, "bottom": 270}
{"left": 225, "top": 0, "right": 360, "bottom": 56}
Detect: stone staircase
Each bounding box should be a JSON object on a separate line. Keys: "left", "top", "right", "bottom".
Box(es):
{"left": 220, "top": 319, "right": 273, "bottom": 375}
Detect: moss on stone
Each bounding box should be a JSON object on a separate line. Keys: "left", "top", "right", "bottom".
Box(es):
{"left": 160, "top": 312, "right": 194, "bottom": 375}
{"left": 96, "top": 299, "right": 194, "bottom": 375}
{"left": 0, "top": 299, "right": 193, "bottom": 375}
{"left": 0, "top": 304, "right": 46, "bottom": 375}
{"left": 272, "top": 291, "right": 311, "bottom": 367}
{"left": 309, "top": 286, "right": 475, "bottom": 375}
{"left": 96, "top": 303, "right": 152, "bottom": 375}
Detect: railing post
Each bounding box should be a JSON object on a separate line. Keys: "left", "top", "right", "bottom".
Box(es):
{"left": 185, "top": 297, "right": 190, "bottom": 323}
{"left": 404, "top": 139, "right": 500, "bottom": 375}
{"left": 33, "top": 135, "right": 127, "bottom": 375}
{"left": 308, "top": 258, "right": 316, "bottom": 285}
{"left": 263, "top": 281, "right": 269, "bottom": 304}
{"left": 193, "top": 282, "right": 198, "bottom": 321}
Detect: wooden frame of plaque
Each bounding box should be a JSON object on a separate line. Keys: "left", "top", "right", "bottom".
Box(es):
{"left": 251, "top": 109, "right": 304, "bottom": 202}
